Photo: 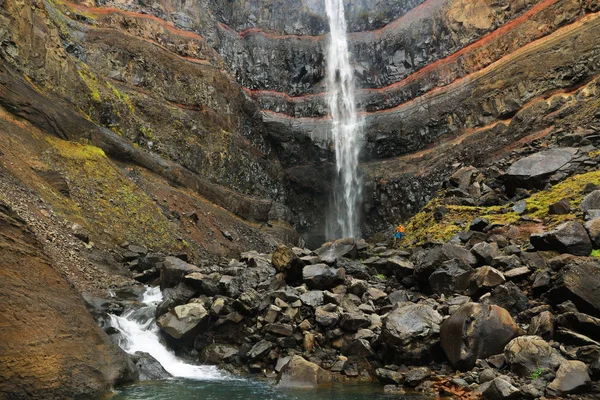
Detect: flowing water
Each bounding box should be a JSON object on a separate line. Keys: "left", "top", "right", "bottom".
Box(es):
{"left": 107, "top": 287, "right": 432, "bottom": 399}
{"left": 325, "top": 0, "right": 364, "bottom": 240}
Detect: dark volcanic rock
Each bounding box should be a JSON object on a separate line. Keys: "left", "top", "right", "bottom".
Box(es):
{"left": 414, "top": 244, "right": 477, "bottom": 282}
{"left": 271, "top": 244, "right": 304, "bottom": 284}
{"left": 302, "top": 264, "right": 345, "bottom": 289}
{"left": 199, "top": 343, "right": 238, "bottom": 365}
{"left": 440, "top": 303, "right": 518, "bottom": 370}
{"left": 481, "top": 281, "right": 529, "bottom": 314}
{"left": 131, "top": 352, "right": 171, "bottom": 381}
{"left": 530, "top": 221, "right": 592, "bottom": 256}
{"left": 503, "top": 148, "right": 577, "bottom": 191}
{"left": 429, "top": 259, "right": 474, "bottom": 295}
{"left": 547, "top": 261, "right": 600, "bottom": 317}
{"left": 160, "top": 256, "right": 201, "bottom": 289}
{"left": 339, "top": 312, "right": 371, "bottom": 332}
{"left": 381, "top": 302, "right": 442, "bottom": 361}
{"left": 581, "top": 190, "right": 600, "bottom": 215}
{"left": 315, "top": 238, "right": 357, "bottom": 264}
{"left": 157, "top": 303, "right": 209, "bottom": 340}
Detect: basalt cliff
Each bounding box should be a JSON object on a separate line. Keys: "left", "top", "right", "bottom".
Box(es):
{"left": 1, "top": 0, "right": 600, "bottom": 398}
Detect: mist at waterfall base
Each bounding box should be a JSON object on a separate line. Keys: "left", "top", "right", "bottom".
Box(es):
{"left": 324, "top": 0, "right": 364, "bottom": 241}
{"left": 107, "top": 287, "right": 430, "bottom": 400}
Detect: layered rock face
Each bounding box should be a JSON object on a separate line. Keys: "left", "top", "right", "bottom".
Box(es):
{"left": 4, "top": 0, "right": 599, "bottom": 245}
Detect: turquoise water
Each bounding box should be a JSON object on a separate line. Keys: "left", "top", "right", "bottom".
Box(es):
{"left": 109, "top": 378, "right": 433, "bottom": 400}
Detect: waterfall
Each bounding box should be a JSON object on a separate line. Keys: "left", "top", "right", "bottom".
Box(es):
{"left": 109, "top": 286, "right": 226, "bottom": 380}
{"left": 325, "top": 0, "right": 363, "bottom": 240}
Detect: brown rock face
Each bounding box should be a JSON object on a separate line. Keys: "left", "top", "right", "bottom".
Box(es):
{"left": 0, "top": 202, "right": 136, "bottom": 399}
{"left": 276, "top": 355, "right": 332, "bottom": 388}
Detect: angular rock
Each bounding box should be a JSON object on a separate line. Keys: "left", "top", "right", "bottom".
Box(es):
{"left": 478, "top": 377, "right": 520, "bottom": 400}
{"left": 375, "top": 368, "right": 404, "bottom": 385}
{"left": 471, "top": 242, "right": 502, "bottom": 265}
{"left": 315, "top": 304, "right": 340, "bottom": 328}
{"left": 339, "top": 312, "right": 371, "bottom": 332}
{"left": 199, "top": 343, "right": 238, "bottom": 364}
{"left": 429, "top": 259, "right": 474, "bottom": 295}
{"left": 547, "top": 360, "right": 591, "bottom": 396}
{"left": 581, "top": 190, "right": 600, "bottom": 215}
{"left": 246, "top": 340, "right": 273, "bottom": 361}
{"left": 527, "top": 311, "right": 555, "bottom": 340}
{"left": 342, "top": 338, "right": 374, "bottom": 358}
{"left": 441, "top": 303, "right": 518, "bottom": 369}
{"left": 481, "top": 282, "right": 529, "bottom": 314}
{"left": 414, "top": 244, "right": 477, "bottom": 282}
{"left": 549, "top": 198, "right": 571, "bottom": 215}
{"left": 504, "top": 336, "right": 564, "bottom": 376}
{"left": 232, "top": 288, "right": 261, "bottom": 315}
{"left": 385, "top": 256, "right": 415, "bottom": 278}
{"left": 130, "top": 352, "right": 171, "bottom": 381}
{"left": 556, "top": 311, "right": 600, "bottom": 338}
{"left": 468, "top": 266, "right": 506, "bottom": 296}
{"left": 157, "top": 303, "right": 208, "bottom": 340}
{"left": 547, "top": 261, "right": 600, "bottom": 317}
{"left": 381, "top": 302, "right": 443, "bottom": 360}
{"left": 585, "top": 218, "right": 600, "bottom": 248}
{"left": 530, "top": 221, "right": 592, "bottom": 256}
{"left": 271, "top": 244, "right": 304, "bottom": 284}
{"left": 470, "top": 217, "right": 489, "bottom": 232}
{"left": 277, "top": 355, "right": 332, "bottom": 388}
{"left": 302, "top": 264, "right": 345, "bottom": 289}
{"left": 300, "top": 290, "right": 324, "bottom": 307}
{"left": 315, "top": 238, "right": 357, "bottom": 264}
{"left": 160, "top": 257, "right": 201, "bottom": 289}
{"left": 504, "top": 148, "right": 576, "bottom": 189}
{"left": 404, "top": 367, "right": 430, "bottom": 386}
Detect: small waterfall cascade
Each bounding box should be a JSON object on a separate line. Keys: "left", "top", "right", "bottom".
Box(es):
{"left": 109, "top": 286, "right": 225, "bottom": 380}
{"left": 325, "top": 0, "right": 364, "bottom": 240}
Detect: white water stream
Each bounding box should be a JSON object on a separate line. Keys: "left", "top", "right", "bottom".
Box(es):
{"left": 325, "top": 0, "right": 364, "bottom": 240}
{"left": 109, "top": 286, "right": 225, "bottom": 380}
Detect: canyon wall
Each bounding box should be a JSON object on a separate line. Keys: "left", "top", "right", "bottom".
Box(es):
{"left": 2, "top": 0, "right": 600, "bottom": 246}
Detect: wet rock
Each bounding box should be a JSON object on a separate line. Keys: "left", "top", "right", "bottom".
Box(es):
{"left": 468, "top": 266, "right": 506, "bottom": 296}
{"left": 504, "top": 336, "right": 564, "bottom": 376}
{"left": 477, "top": 377, "right": 520, "bottom": 399}
{"left": 547, "top": 360, "right": 590, "bottom": 396}
{"left": 315, "top": 238, "right": 357, "bottom": 264}
{"left": 157, "top": 303, "right": 208, "bottom": 340}
{"left": 246, "top": 340, "right": 273, "bottom": 361}
{"left": 199, "top": 343, "right": 238, "bottom": 364}
{"left": 530, "top": 221, "right": 592, "bottom": 256}
{"left": 161, "top": 257, "right": 201, "bottom": 289}
{"left": 375, "top": 368, "right": 404, "bottom": 384}
{"left": 503, "top": 148, "right": 576, "bottom": 190}
{"left": 429, "top": 259, "right": 474, "bottom": 295}
{"left": 549, "top": 198, "right": 571, "bottom": 215}
{"left": 339, "top": 312, "right": 370, "bottom": 332}
{"left": 547, "top": 261, "right": 600, "bottom": 317}
{"left": 130, "top": 352, "right": 171, "bottom": 381}
{"left": 527, "top": 311, "right": 555, "bottom": 340}
{"left": 440, "top": 303, "right": 518, "bottom": 369}
{"left": 155, "top": 283, "right": 196, "bottom": 317}
{"left": 381, "top": 302, "right": 442, "bottom": 360}
{"left": 302, "top": 264, "right": 345, "bottom": 289}
{"left": 277, "top": 355, "right": 332, "bottom": 388}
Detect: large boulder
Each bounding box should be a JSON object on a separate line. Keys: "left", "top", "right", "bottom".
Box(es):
{"left": 160, "top": 257, "right": 201, "bottom": 289}
{"left": 277, "top": 355, "right": 332, "bottom": 388}
{"left": 504, "top": 336, "right": 564, "bottom": 376}
{"left": 199, "top": 343, "right": 238, "bottom": 365}
{"left": 302, "top": 264, "right": 345, "bottom": 289}
{"left": 441, "top": 303, "right": 518, "bottom": 369}
{"left": 414, "top": 244, "right": 477, "bottom": 282}
{"left": 429, "top": 259, "right": 474, "bottom": 295}
{"left": 503, "top": 148, "right": 576, "bottom": 190}
{"left": 547, "top": 360, "right": 591, "bottom": 396}
{"left": 381, "top": 302, "right": 443, "bottom": 360}
{"left": 547, "top": 261, "right": 600, "bottom": 317}
{"left": 130, "top": 352, "right": 171, "bottom": 381}
{"left": 530, "top": 221, "right": 592, "bottom": 256}
{"left": 157, "top": 303, "right": 208, "bottom": 340}
{"left": 585, "top": 218, "right": 600, "bottom": 248}
{"left": 481, "top": 282, "right": 529, "bottom": 314}
{"left": 581, "top": 190, "right": 600, "bottom": 215}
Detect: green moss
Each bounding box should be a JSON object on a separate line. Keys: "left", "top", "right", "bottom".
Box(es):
{"left": 44, "top": 137, "right": 182, "bottom": 252}
{"left": 405, "top": 170, "right": 600, "bottom": 246}
{"left": 77, "top": 66, "right": 102, "bottom": 103}
{"left": 592, "top": 249, "right": 600, "bottom": 259}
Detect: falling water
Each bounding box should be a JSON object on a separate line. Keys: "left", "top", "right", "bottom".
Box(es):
{"left": 325, "top": 0, "right": 363, "bottom": 240}
{"left": 109, "top": 286, "right": 226, "bottom": 380}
